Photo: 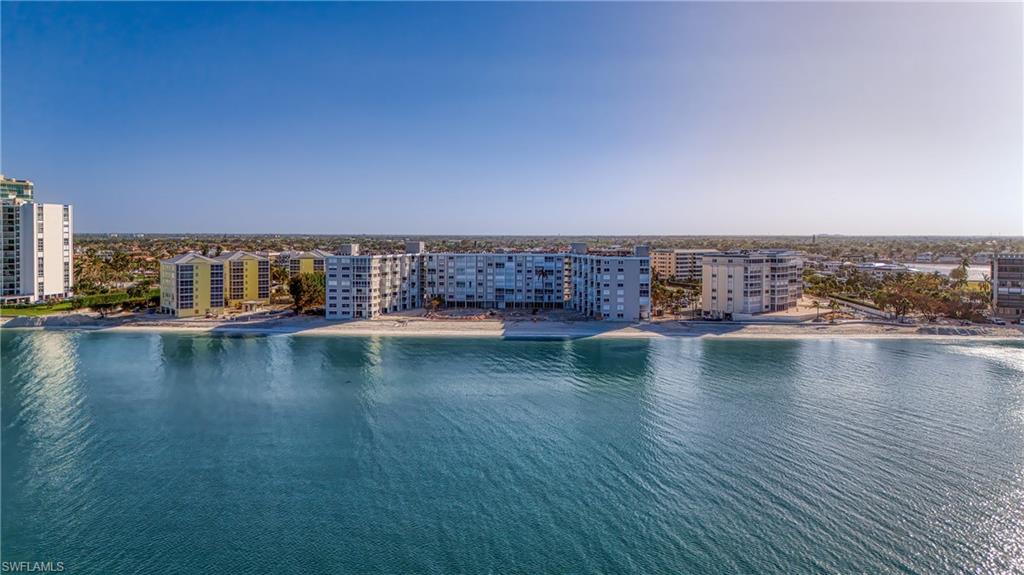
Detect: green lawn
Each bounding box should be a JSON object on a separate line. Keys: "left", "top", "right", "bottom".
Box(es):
{"left": 0, "top": 302, "right": 74, "bottom": 317}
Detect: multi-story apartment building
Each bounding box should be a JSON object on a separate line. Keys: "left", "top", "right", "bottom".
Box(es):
{"left": 325, "top": 241, "right": 651, "bottom": 321}
{"left": 701, "top": 250, "right": 803, "bottom": 319}
{"left": 287, "top": 249, "right": 332, "bottom": 276}
{"left": 650, "top": 248, "right": 715, "bottom": 281}
{"left": 1, "top": 176, "right": 33, "bottom": 301}
{"left": 424, "top": 251, "right": 567, "bottom": 310}
{"left": 325, "top": 242, "right": 423, "bottom": 319}
{"left": 159, "top": 253, "right": 225, "bottom": 317}
{"left": 1, "top": 175, "right": 74, "bottom": 303}
{"left": 215, "top": 251, "right": 270, "bottom": 309}
{"left": 568, "top": 243, "right": 651, "bottom": 321}
{"left": 20, "top": 203, "right": 74, "bottom": 301}
{"left": 992, "top": 253, "right": 1024, "bottom": 321}
{"left": 1, "top": 174, "right": 34, "bottom": 201}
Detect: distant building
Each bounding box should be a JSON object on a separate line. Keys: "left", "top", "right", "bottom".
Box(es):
{"left": 820, "top": 261, "right": 844, "bottom": 273}
{"left": 159, "top": 253, "right": 225, "bottom": 317}
{"left": 915, "top": 252, "right": 934, "bottom": 263}
{"left": 287, "top": 249, "right": 332, "bottom": 276}
{"left": 214, "top": 251, "right": 270, "bottom": 309}
{"left": 650, "top": 249, "right": 715, "bottom": 281}
{"left": 992, "top": 253, "right": 1024, "bottom": 321}
{"left": 854, "top": 262, "right": 913, "bottom": 281}
{"left": 971, "top": 252, "right": 993, "bottom": 265}
{"left": 1, "top": 175, "right": 74, "bottom": 303}
{"left": 701, "top": 250, "right": 803, "bottom": 319}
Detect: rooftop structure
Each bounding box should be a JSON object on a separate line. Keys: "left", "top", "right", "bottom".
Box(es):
{"left": 0, "top": 174, "right": 34, "bottom": 202}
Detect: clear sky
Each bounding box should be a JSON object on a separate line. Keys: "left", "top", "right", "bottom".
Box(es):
{"left": 2, "top": 2, "right": 1021, "bottom": 235}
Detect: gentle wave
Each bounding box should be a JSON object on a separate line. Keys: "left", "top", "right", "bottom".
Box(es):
{"left": 2, "top": 332, "right": 1023, "bottom": 574}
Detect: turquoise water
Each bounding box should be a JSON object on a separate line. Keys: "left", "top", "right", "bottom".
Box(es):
{"left": 2, "top": 332, "right": 1023, "bottom": 574}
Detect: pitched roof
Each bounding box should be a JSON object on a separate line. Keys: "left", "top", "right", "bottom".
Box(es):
{"left": 160, "top": 252, "right": 219, "bottom": 265}
{"left": 214, "top": 251, "right": 267, "bottom": 262}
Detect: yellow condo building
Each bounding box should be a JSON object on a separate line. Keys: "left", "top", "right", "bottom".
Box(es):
{"left": 215, "top": 251, "right": 271, "bottom": 309}
{"left": 159, "top": 253, "right": 225, "bottom": 317}
{"left": 288, "top": 249, "right": 331, "bottom": 276}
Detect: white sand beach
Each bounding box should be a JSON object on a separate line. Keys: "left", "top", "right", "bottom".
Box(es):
{"left": 2, "top": 311, "right": 1021, "bottom": 341}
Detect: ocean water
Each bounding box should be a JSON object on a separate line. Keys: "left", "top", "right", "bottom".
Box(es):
{"left": 2, "top": 331, "right": 1023, "bottom": 574}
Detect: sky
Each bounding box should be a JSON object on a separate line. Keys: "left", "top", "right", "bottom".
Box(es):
{"left": 1, "top": 2, "right": 1021, "bottom": 235}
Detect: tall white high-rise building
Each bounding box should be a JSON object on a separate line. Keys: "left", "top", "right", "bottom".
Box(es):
{"left": 1, "top": 175, "right": 74, "bottom": 303}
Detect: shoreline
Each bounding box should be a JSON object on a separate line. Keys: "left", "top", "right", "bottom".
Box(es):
{"left": 3, "top": 315, "right": 1021, "bottom": 341}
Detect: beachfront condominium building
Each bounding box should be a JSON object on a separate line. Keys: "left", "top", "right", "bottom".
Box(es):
{"left": 159, "top": 253, "right": 225, "bottom": 317}
{"left": 651, "top": 249, "right": 715, "bottom": 281}
{"left": 424, "top": 251, "right": 568, "bottom": 310}
{"left": 701, "top": 250, "right": 803, "bottom": 319}
{"left": 325, "top": 242, "right": 423, "bottom": 319}
{"left": 568, "top": 243, "right": 651, "bottom": 321}
{"left": 325, "top": 241, "right": 651, "bottom": 321}
{"left": 215, "top": 251, "right": 270, "bottom": 309}
{"left": 992, "top": 253, "right": 1024, "bottom": 321}
{"left": 286, "top": 249, "right": 332, "bottom": 276}
{"left": 1, "top": 175, "right": 74, "bottom": 303}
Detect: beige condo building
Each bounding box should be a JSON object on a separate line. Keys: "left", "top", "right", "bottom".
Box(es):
{"left": 651, "top": 249, "right": 715, "bottom": 281}
{"left": 701, "top": 250, "right": 803, "bottom": 319}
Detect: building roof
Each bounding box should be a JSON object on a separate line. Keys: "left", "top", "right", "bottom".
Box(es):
{"left": 705, "top": 249, "right": 798, "bottom": 258}
{"left": 215, "top": 251, "right": 267, "bottom": 262}
{"left": 160, "top": 252, "right": 219, "bottom": 265}
{"left": 292, "top": 249, "right": 333, "bottom": 259}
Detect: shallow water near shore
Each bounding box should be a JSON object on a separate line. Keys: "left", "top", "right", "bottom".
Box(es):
{"left": 3, "top": 331, "right": 1023, "bottom": 573}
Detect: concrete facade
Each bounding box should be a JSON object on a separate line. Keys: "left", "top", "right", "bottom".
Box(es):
{"left": 1, "top": 175, "right": 74, "bottom": 303}
{"left": 325, "top": 242, "right": 651, "bottom": 321}
{"left": 159, "top": 253, "right": 225, "bottom": 317}
{"left": 424, "top": 252, "right": 568, "bottom": 310}
{"left": 19, "top": 203, "right": 74, "bottom": 301}
{"left": 701, "top": 250, "right": 803, "bottom": 319}
{"left": 215, "top": 251, "right": 271, "bottom": 308}
{"left": 651, "top": 249, "right": 714, "bottom": 281}
{"left": 325, "top": 244, "right": 423, "bottom": 319}
{"left": 992, "top": 253, "right": 1024, "bottom": 320}
{"left": 568, "top": 244, "right": 651, "bottom": 321}
{"left": 286, "top": 249, "right": 331, "bottom": 276}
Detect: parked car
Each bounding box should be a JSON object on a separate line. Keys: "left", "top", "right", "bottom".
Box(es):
{"left": 989, "top": 317, "right": 1007, "bottom": 325}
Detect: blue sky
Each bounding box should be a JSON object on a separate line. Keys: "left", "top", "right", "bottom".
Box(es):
{"left": 2, "top": 2, "right": 1021, "bottom": 235}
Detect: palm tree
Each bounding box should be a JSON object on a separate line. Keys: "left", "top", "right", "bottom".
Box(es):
{"left": 950, "top": 256, "right": 970, "bottom": 289}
